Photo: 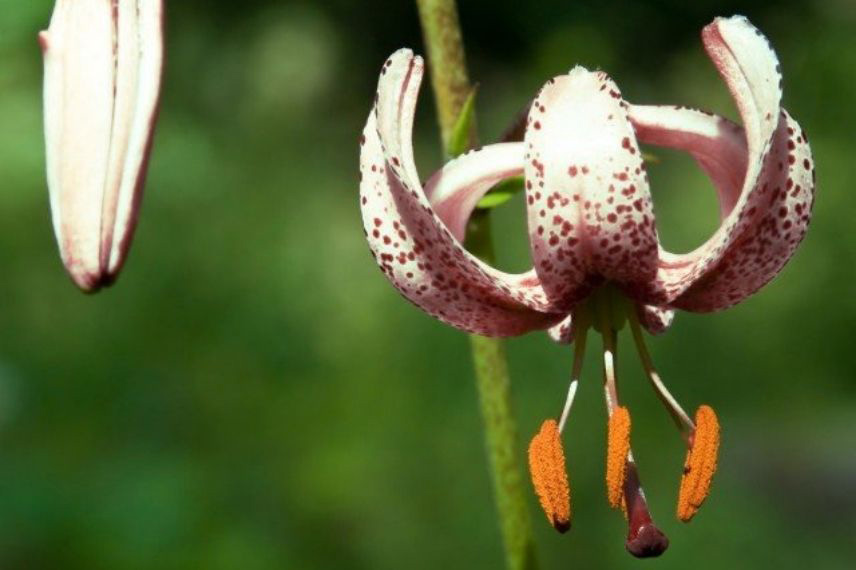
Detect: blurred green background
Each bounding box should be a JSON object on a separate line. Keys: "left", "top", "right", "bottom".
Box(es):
{"left": 1, "top": 0, "right": 854, "bottom": 568}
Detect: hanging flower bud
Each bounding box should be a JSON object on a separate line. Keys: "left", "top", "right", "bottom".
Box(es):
{"left": 40, "top": 0, "right": 164, "bottom": 292}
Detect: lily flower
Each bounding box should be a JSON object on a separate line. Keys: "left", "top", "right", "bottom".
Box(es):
{"left": 359, "top": 15, "right": 814, "bottom": 557}
{"left": 40, "top": 0, "right": 164, "bottom": 292}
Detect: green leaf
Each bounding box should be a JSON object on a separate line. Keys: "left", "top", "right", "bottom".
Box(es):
{"left": 447, "top": 86, "right": 478, "bottom": 158}
{"left": 641, "top": 151, "right": 660, "bottom": 164}
{"left": 476, "top": 176, "right": 524, "bottom": 209}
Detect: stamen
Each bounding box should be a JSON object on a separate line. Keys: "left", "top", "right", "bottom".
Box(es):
{"left": 677, "top": 405, "right": 720, "bottom": 522}
{"left": 628, "top": 309, "right": 695, "bottom": 440}
{"left": 527, "top": 419, "right": 571, "bottom": 533}
{"left": 601, "top": 326, "right": 619, "bottom": 413}
{"left": 558, "top": 324, "right": 587, "bottom": 432}
{"left": 606, "top": 406, "right": 631, "bottom": 508}
{"left": 557, "top": 380, "right": 578, "bottom": 434}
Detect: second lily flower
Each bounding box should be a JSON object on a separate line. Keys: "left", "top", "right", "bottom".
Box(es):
{"left": 41, "top": 0, "right": 164, "bottom": 292}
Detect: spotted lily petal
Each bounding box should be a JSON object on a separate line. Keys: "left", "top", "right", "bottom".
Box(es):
{"left": 425, "top": 142, "right": 524, "bottom": 243}
{"left": 525, "top": 67, "right": 657, "bottom": 310}
{"left": 41, "top": 0, "right": 164, "bottom": 292}
{"left": 547, "top": 314, "right": 575, "bottom": 344}
{"left": 629, "top": 105, "right": 747, "bottom": 220}
{"left": 636, "top": 304, "right": 675, "bottom": 335}
{"left": 628, "top": 18, "right": 814, "bottom": 311}
{"left": 360, "top": 50, "right": 560, "bottom": 336}
{"left": 673, "top": 110, "right": 814, "bottom": 311}
{"left": 637, "top": 16, "right": 783, "bottom": 304}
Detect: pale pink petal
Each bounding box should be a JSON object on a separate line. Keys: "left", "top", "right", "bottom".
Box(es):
{"left": 547, "top": 314, "right": 574, "bottom": 344}
{"left": 525, "top": 67, "right": 658, "bottom": 310}
{"left": 636, "top": 16, "right": 783, "bottom": 304}
{"left": 629, "top": 105, "right": 747, "bottom": 219}
{"left": 636, "top": 304, "right": 675, "bottom": 335}
{"left": 672, "top": 110, "right": 814, "bottom": 311}
{"left": 41, "top": 0, "right": 163, "bottom": 292}
{"left": 424, "top": 142, "right": 524, "bottom": 242}
{"left": 359, "top": 50, "right": 561, "bottom": 336}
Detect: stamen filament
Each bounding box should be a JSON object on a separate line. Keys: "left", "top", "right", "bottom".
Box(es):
{"left": 558, "top": 324, "right": 588, "bottom": 433}
{"left": 558, "top": 380, "right": 578, "bottom": 434}
{"left": 600, "top": 321, "right": 619, "bottom": 415}
{"left": 628, "top": 309, "right": 695, "bottom": 441}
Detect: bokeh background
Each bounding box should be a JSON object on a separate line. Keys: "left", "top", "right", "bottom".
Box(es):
{"left": 1, "top": 0, "right": 855, "bottom": 568}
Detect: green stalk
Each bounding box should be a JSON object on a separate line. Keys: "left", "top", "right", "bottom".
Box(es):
{"left": 416, "top": 2, "right": 537, "bottom": 568}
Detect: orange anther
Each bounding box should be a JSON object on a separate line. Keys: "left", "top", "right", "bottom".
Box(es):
{"left": 606, "top": 406, "right": 631, "bottom": 508}
{"left": 677, "top": 405, "right": 720, "bottom": 522}
{"left": 528, "top": 419, "right": 571, "bottom": 533}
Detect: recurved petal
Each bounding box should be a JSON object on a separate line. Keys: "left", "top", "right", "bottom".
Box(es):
{"left": 629, "top": 105, "right": 747, "bottom": 220}
{"left": 636, "top": 304, "right": 675, "bottom": 335}
{"left": 359, "top": 52, "right": 561, "bottom": 336}
{"left": 41, "top": 0, "right": 163, "bottom": 292}
{"left": 425, "top": 142, "right": 525, "bottom": 243}
{"left": 525, "top": 68, "right": 658, "bottom": 310}
{"left": 672, "top": 110, "right": 814, "bottom": 311}
{"left": 637, "top": 16, "right": 783, "bottom": 304}
{"left": 547, "top": 314, "right": 574, "bottom": 344}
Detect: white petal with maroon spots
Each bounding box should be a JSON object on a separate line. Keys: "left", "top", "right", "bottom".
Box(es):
{"left": 673, "top": 110, "right": 814, "bottom": 311}
{"left": 637, "top": 304, "right": 675, "bottom": 335}
{"left": 525, "top": 67, "right": 658, "bottom": 310}
{"left": 547, "top": 314, "right": 575, "bottom": 344}
{"left": 359, "top": 50, "right": 563, "bottom": 336}
{"left": 637, "top": 16, "right": 784, "bottom": 305}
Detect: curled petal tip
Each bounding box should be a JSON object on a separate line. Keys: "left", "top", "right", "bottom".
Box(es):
{"left": 42, "top": 0, "right": 163, "bottom": 292}
{"left": 637, "top": 304, "right": 675, "bottom": 335}
{"left": 38, "top": 30, "right": 49, "bottom": 53}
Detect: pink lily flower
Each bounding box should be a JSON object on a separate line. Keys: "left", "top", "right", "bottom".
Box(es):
{"left": 359, "top": 15, "right": 814, "bottom": 557}
{"left": 40, "top": 0, "right": 164, "bottom": 292}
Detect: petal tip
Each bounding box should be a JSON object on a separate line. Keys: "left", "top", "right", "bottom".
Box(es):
{"left": 66, "top": 266, "right": 117, "bottom": 294}
{"left": 38, "top": 31, "right": 50, "bottom": 53}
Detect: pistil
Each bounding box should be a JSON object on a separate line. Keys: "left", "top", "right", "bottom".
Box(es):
{"left": 595, "top": 289, "right": 669, "bottom": 557}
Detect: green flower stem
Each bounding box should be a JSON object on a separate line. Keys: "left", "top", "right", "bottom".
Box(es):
{"left": 465, "top": 213, "right": 538, "bottom": 570}
{"left": 415, "top": 0, "right": 476, "bottom": 156}
{"left": 416, "top": 1, "right": 538, "bottom": 568}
